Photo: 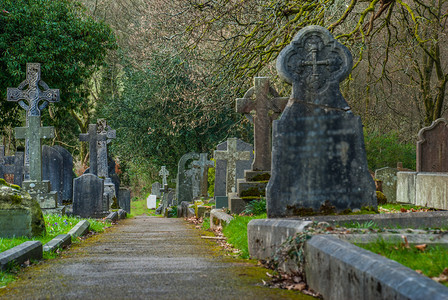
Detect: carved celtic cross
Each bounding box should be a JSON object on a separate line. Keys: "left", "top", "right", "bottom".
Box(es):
{"left": 7, "top": 63, "right": 60, "bottom": 116}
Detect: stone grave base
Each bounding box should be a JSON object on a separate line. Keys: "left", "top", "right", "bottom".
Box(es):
{"left": 229, "top": 196, "right": 250, "bottom": 215}
{"left": 397, "top": 171, "right": 448, "bottom": 209}
{"left": 23, "top": 180, "right": 58, "bottom": 209}
{"left": 215, "top": 196, "right": 228, "bottom": 209}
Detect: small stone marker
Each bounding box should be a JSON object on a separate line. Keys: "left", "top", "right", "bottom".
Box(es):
{"left": 176, "top": 153, "right": 199, "bottom": 203}
{"left": 159, "top": 166, "right": 169, "bottom": 186}
{"left": 147, "top": 194, "right": 157, "bottom": 209}
{"left": 151, "top": 182, "right": 161, "bottom": 198}
{"left": 118, "top": 188, "right": 131, "bottom": 213}
{"left": 416, "top": 118, "right": 448, "bottom": 172}
{"left": 42, "top": 145, "right": 64, "bottom": 205}
{"left": 267, "top": 26, "right": 376, "bottom": 217}
{"left": 214, "top": 138, "right": 252, "bottom": 195}
{"left": 192, "top": 153, "right": 214, "bottom": 197}
{"left": 7, "top": 63, "right": 60, "bottom": 179}
{"left": 236, "top": 77, "right": 288, "bottom": 171}
{"left": 0, "top": 146, "right": 24, "bottom": 186}
{"left": 375, "top": 167, "right": 398, "bottom": 203}
{"left": 73, "top": 174, "right": 105, "bottom": 218}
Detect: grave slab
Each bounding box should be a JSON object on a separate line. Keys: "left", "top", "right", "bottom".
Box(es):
{"left": 176, "top": 152, "right": 199, "bottom": 204}
{"left": 53, "top": 145, "right": 74, "bottom": 202}
{"left": 118, "top": 188, "right": 131, "bottom": 213}
{"left": 43, "top": 234, "right": 71, "bottom": 252}
{"left": 416, "top": 118, "right": 448, "bottom": 172}
{"left": 72, "top": 174, "right": 105, "bottom": 218}
{"left": 151, "top": 182, "right": 161, "bottom": 198}
{"left": 106, "top": 211, "right": 118, "bottom": 222}
{"left": 375, "top": 167, "right": 398, "bottom": 203}
{"left": 396, "top": 171, "right": 417, "bottom": 204}
{"left": 67, "top": 220, "right": 90, "bottom": 238}
{"left": 416, "top": 172, "right": 448, "bottom": 209}
{"left": 42, "top": 145, "right": 64, "bottom": 205}
{"left": 0, "top": 241, "right": 43, "bottom": 271}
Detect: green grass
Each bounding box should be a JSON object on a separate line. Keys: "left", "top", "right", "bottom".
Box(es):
{"left": 129, "top": 196, "right": 158, "bottom": 217}
{"left": 357, "top": 239, "right": 448, "bottom": 286}
{"left": 201, "top": 217, "right": 210, "bottom": 231}
{"left": 0, "top": 214, "right": 111, "bottom": 287}
{"left": 379, "top": 203, "right": 428, "bottom": 212}
{"left": 222, "top": 213, "right": 267, "bottom": 259}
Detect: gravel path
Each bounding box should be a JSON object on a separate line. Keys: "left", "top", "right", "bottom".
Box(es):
{"left": 0, "top": 216, "right": 311, "bottom": 299}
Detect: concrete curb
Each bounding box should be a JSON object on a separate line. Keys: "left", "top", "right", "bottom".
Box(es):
{"left": 118, "top": 209, "right": 127, "bottom": 219}
{"left": 210, "top": 209, "right": 234, "bottom": 230}
{"left": 105, "top": 211, "right": 118, "bottom": 222}
{"left": 43, "top": 234, "right": 71, "bottom": 252}
{"left": 67, "top": 220, "right": 90, "bottom": 238}
{"left": 305, "top": 235, "right": 448, "bottom": 299}
{"left": 0, "top": 241, "right": 42, "bottom": 271}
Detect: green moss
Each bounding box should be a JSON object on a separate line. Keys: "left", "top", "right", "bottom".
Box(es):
{"left": 376, "top": 191, "right": 387, "bottom": 205}
{"left": 240, "top": 187, "right": 265, "bottom": 198}
{"left": 251, "top": 173, "right": 270, "bottom": 182}
{"left": 287, "top": 202, "right": 378, "bottom": 217}
{"left": 0, "top": 179, "right": 21, "bottom": 190}
{"left": 110, "top": 197, "right": 119, "bottom": 209}
{"left": 30, "top": 199, "right": 46, "bottom": 237}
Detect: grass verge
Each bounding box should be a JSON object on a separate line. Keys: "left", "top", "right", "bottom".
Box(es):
{"left": 222, "top": 213, "right": 267, "bottom": 259}
{"left": 129, "top": 196, "right": 158, "bottom": 217}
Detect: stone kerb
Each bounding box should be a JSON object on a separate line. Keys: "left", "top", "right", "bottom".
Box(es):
{"left": 0, "top": 241, "right": 43, "bottom": 271}
{"left": 43, "top": 234, "right": 71, "bottom": 252}
{"left": 67, "top": 220, "right": 90, "bottom": 238}
{"left": 267, "top": 25, "right": 376, "bottom": 217}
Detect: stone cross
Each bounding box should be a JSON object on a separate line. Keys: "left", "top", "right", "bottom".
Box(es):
{"left": 214, "top": 138, "right": 251, "bottom": 194}
{"left": 236, "top": 77, "right": 288, "bottom": 171}
{"left": 96, "top": 119, "right": 116, "bottom": 178}
{"left": 79, "top": 124, "right": 108, "bottom": 176}
{"left": 192, "top": 153, "right": 214, "bottom": 197}
{"left": 15, "top": 115, "right": 54, "bottom": 181}
{"left": 159, "top": 166, "right": 169, "bottom": 186}
{"left": 7, "top": 63, "right": 60, "bottom": 178}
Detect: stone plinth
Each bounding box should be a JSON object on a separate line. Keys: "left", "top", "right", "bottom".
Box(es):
{"left": 22, "top": 180, "right": 58, "bottom": 211}
{"left": 416, "top": 173, "right": 448, "bottom": 209}
{"left": 396, "top": 172, "right": 417, "bottom": 204}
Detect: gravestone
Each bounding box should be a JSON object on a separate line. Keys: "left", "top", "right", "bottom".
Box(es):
{"left": 7, "top": 63, "right": 60, "bottom": 180}
{"left": 236, "top": 77, "right": 288, "bottom": 171}
{"left": 73, "top": 174, "right": 105, "bottom": 218}
{"left": 176, "top": 153, "right": 200, "bottom": 204}
{"left": 53, "top": 145, "right": 74, "bottom": 202}
{"left": 375, "top": 167, "right": 398, "bottom": 203}
{"left": 416, "top": 118, "right": 448, "bottom": 172}
{"left": 42, "top": 145, "right": 63, "bottom": 205}
{"left": 192, "top": 153, "right": 214, "bottom": 197}
{"left": 214, "top": 138, "right": 253, "bottom": 196}
{"left": 147, "top": 194, "right": 157, "bottom": 209}
{"left": 96, "top": 119, "right": 116, "bottom": 178}
{"left": 0, "top": 146, "right": 24, "bottom": 186}
{"left": 118, "top": 188, "right": 131, "bottom": 213}
{"left": 267, "top": 26, "right": 377, "bottom": 217}
{"left": 159, "top": 166, "right": 169, "bottom": 186}
{"left": 79, "top": 124, "right": 106, "bottom": 176}
{"left": 151, "top": 182, "right": 161, "bottom": 198}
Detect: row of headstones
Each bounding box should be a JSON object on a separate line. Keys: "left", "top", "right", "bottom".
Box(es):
{"left": 153, "top": 25, "right": 379, "bottom": 217}
{"left": 2, "top": 63, "right": 130, "bottom": 217}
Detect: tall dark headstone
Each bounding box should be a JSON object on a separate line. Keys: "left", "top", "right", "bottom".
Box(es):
{"left": 53, "top": 145, "right": 74, "bottom": 202}
{"left": 42, "top": 145, "right": 63, "bottom": 205}
{"left": 176, "top": 152, "right": 199, "bottom": 204}
{"left": 267, "top": 26, "right": 377, "bottom": 217}
{"left": 118, "top": 188, "right": 131, "bottom": 214}
{"left": 73, "top": 174, "right": 105, "bottom": 218}
{"left": 416, "top": 118, "right": 448, "bottom": 172}
{"left": 0, "top": 146, "right": 24, "bottom": 186}
{"left": 192, "top": 153, "right": 214, "bottom": 198}
{"left": 151, "top": 182, "right": 161, "bottom": 198}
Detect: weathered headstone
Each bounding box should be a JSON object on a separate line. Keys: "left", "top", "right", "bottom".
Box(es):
{"left": 267, "top": 26, "right": 377, "bottom": 217}
{"left": 79, "top": 124, "right": 105, "bottom": 176}
{"left": 151, "top": 182, "right": 161, "bottom": 198}
{"left": 118, "top": 188, "right": 131, "bottom": 213}
{"left": 96, "top": 119, "right": 116, "bottom": 178}
{"left": 416, "top": 118, "right": 448, "bottom": 172}
{"left": 236, "top": 77, "right": 288, "bottom": 171}
{"left": 42, "top": 145, "right": 63, "bottom": 205}
{"left": 7, "top": 63, "right": 60, "bottom": 179}
{"left": 176, "top": 153, "right": 199, "bottom": 204}
{"left": 73, "top": 174, "right": 105, "bottom": 218}
{"left": 375, "top": 167, "right": 399, "bottom": 203}
{"left": 214, "top": 138, "right": 253, "bottom": 196}
{"left": 192, "top": 153, "right": 214, "bottom": 197}
{"left": 159, "top": 166, "right": 169, "bottom": 186}
{"left": 0, "top": 146, "right": 24, "bottom": 186}
{"left": 53, "top": 145, "right": 74, "bottom": 202}
{"left": 147, "top": 194, "right": 157, "bottom": 209}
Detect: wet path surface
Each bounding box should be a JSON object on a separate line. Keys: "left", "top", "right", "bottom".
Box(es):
{"left": 0, "top": 216, "right": 311, "bottom": 299}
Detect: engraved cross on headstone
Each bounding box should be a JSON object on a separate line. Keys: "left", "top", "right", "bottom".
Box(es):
{"left": 214, "top": 138, "right": 251, "bottom": 194}
{"left": 79, "top": 124, "right": 108, "bottom": 176}
{"left": 15, "top": 116, "right": 55, "bottom": 182}
{"left": 236, "top": 77, "right": 288, "bottom": 171}
{"left": 159, "top": 166, "right": 169, "bottom": 186}
{"left": 276, "top": 26, "right": 352, "bottom": 108}
{"left": 192, "top": 153, "right": 214, "bottom": 197}
{"left": 96, "top": 119, "right": 116, "bottom": 178}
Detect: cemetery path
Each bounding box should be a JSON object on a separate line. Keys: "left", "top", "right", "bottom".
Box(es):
{"left": 0, "top": 216, "right": 311, "bottom": 300}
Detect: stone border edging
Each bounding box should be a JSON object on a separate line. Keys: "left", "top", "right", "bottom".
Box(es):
{"left": 0, "top": 241, "right": 42, "bottom": 271}
{"left": 305, "top": 235, "right": 448, "bottom": 299}
{"left": 210, "top": 209, "right": 234, "bottom": 230}
{"left": 67, "top": 220, "right": 90, "bottom": 238}
{"left": 118, "top": 209, "right": 127, "bottom": 219}
{"left": 105, "top": 211, "right": 118, "bottom": 222}
{"left": 43, "top": 234, "right": 71, "bottom": 252}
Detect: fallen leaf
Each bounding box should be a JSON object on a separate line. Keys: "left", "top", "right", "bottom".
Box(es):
{"left": 401, "top": 235, "right": 410, "bottom": 248}
{"left": 415, "top": 244, "right": 427, "bottom": 251}
{"left": 415, "top": 270, "right": 423, "bottom": 274}
{"left": 266, "top": 272, "right": 273, "bottom": 278}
